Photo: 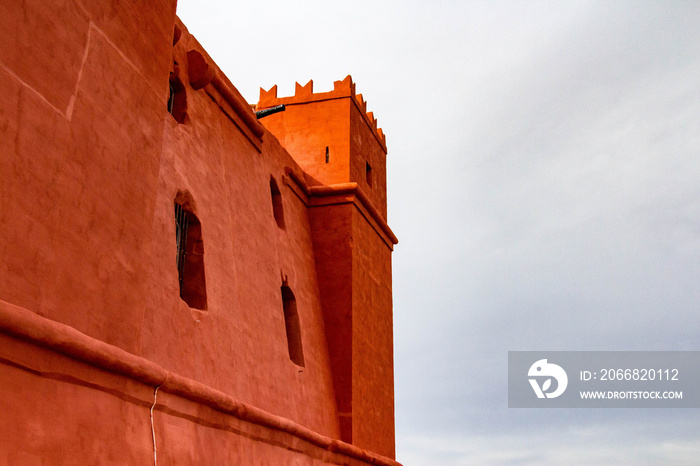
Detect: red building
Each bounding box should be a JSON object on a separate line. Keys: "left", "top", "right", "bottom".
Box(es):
{"left": 0, "top": 1, "right": 399, "bottom": 464}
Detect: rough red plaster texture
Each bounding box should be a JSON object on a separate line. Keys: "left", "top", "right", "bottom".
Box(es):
{"left": 0, "top": 1, "right": 399, "bottom": 464}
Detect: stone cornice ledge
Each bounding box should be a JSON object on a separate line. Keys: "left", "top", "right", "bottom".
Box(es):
{"left": 185, "top": 48, "right": 265, "bottom": 140}
{"left": 0, "top": 300, "right": 402, "bottom": 466}
{"left": 285, "top": 169, "right": 399, "bottom": 246}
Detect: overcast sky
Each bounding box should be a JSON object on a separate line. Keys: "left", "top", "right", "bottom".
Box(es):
{"left": 177, "top": 1, "right": 700, "bottom": 464}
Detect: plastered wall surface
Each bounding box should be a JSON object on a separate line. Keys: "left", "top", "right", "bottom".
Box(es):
{"left": 0, "top": 0, "right": 399, "bottom": 464}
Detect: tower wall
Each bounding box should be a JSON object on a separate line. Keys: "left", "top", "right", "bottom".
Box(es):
{"left": 351, "top": 207, "right": 395, "bottom": 457}
{"left": 260, "top": 78, "right": 397, "bottom": 458}
{"left": 258, "top": 77, "right": 389, "bottom": 219}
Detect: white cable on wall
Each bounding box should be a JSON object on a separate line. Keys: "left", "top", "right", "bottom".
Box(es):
{"left": 150, "top": 385, "right": 161, "bottom": 466}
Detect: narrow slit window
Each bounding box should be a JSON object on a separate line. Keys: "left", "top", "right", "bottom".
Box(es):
{"left": 168, "top": 64, "right": 187, "bottom": 123}
{"left": 174, "top": 201, "right": 207, "bottom": 309}
{"left": 365, "top": 161, "right": 373, "bottom": 187}
{"left": 175, "top": 202, "right": 188, "bottom": 288}
{"left": 270, "top": 176, "right": 285, "bottom": 229}
{"left": 281, "top": 285, "right": 304, "bottom": 367}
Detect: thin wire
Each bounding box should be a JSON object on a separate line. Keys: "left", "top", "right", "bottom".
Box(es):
{"left": 151, "top": 385, "right": 161, "bottom": 466}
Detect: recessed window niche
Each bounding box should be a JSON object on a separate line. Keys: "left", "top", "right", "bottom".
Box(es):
{"left": 281, "top": 284, "right": 304, "bottom": 367}
{"left": 270, "top": 176, "right": 285, "bottom": 229}
{"left": 168, "top": 63, "right": 187, "bottom": 123}
{"left": 174, "top": 192, "right": 207, "bottom": 309}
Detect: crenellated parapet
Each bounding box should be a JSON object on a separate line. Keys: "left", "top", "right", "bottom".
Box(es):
{"left": 257, "top": 76, "right": 386, "bottom": 150}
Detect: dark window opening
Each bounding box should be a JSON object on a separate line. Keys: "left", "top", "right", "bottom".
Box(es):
{"left": 175, "top": 200, "right": 207, "bottom": 309}
{"left": 270, "top": 176, "right": 285, "bottom": 229}
{"left": 365, "top": 161, "right": 373, "bottom": 187}
{"left": 168, "top": 64, "right": 187, "bottom": 123}
{"left": 325, "top": 146, "right": 330, "bottom": 164}
{"left": 168, "top": 83, "right": 175, "bottom": 112}
{"left": 281, "top": 284, "right": 305, "bottom": 367}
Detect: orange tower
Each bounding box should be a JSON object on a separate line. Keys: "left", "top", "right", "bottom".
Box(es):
{"left": 258, "top": 78, "right": 397, "bottom": 456}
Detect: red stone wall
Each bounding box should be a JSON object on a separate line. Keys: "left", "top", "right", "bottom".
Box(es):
{"left": 308, "top": 203, "right": 355, "bottom": 441}
{"left": 258, "top": 94, "right": 353, "bottom": 186}
{"left": 0, "top": 0, "right": 398, "bottom": 464}
{"left": 140, "top": 47, "right": 342, "bottom": 432}
{"left": 351, "top": 207, "right": 396, "bottom": 458}
{"left": 349, "top": 100, "right": 389, "bottom": 219}
{"left": 0, "top": 0, "right": 175, "bottom": 351}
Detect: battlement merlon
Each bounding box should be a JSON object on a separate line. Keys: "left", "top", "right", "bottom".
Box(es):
{"left": 257, "top": 76, "right": 387, "bottom": 152}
